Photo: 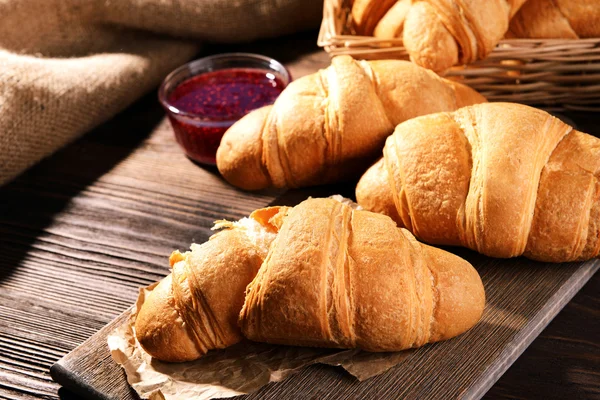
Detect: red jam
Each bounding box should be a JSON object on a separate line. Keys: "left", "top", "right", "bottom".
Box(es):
{"left": 166, "top": 68, "right": 286, "bottom": 165}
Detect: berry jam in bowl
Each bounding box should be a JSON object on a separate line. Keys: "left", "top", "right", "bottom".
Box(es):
{"left": 159, "top": 53, "right": 291, "bottom": 165}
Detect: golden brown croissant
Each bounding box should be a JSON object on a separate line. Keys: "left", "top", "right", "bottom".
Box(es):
{"left": 373, "top": 0, "right": 412, "bottom": 39}
{"left": 356, "top": 103, "right": 600, "bottom": 263}
{"left": 352, "top": 0, "right": 398, "bottom": 36}
{"left": 216, "top": 55, "right": 486, "bottom": 190}
{"left": 402, "top": 0, "right": 528, "bottom": 72}
{"left": 135, "top": 206, "right": 286, "bottom": 362}
{"left": 136, "top": 198, "right": 485, "bottom": 361}
{"left": 508, "top": 0, "right": 600, "bottom": 39}
{"left": 240, "top": 197, "right": 485, "bottom": 351}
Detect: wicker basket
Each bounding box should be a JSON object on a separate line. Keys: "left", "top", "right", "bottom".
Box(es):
{"left": 317, "top": 0, "right": 600, "bottom": 112}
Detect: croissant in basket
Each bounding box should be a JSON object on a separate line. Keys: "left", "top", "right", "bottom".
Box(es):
{"left": 356, "top": 103, "right": 600, "bottom": 263}
{"left": 373, "top": 0, "right": 412, "bottom": 39}
{"left": 216, "top": 55, "right": 485, "bottom": 191}
{"left": 135, "top": 198, "right": 485, "bottom": 362}
{"left": 351, "top": 0, "right": 398, "bottom": 36}
{"left": 352, "top": 0, "right": 529, "bottom": 72}
{"left": 352, "top": 0, "right": 411, "bottom": 39}
{"left": 508, "top": 0, "right": 600, "bottom": 39}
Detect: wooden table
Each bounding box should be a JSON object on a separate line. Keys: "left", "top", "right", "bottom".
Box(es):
{"left": 0, "top": 33, "right": 598, "bottom": 400}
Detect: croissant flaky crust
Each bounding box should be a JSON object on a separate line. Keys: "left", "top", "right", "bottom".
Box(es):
{"left": 216, "top": 55, "right": 485, "bottom": 191}
{"left": 135, "top": 207, "right": 285, "bottom": 362}
{"left": 240, "top": 198, "right": 485, "bottom": 352}
{"left": 135, "top": 198, "right": 485, "bottom": 362}
{"left": 356, "top": 103, "right": 600, "bottom": 263}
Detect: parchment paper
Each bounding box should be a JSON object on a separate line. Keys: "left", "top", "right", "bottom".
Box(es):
{"left": 108, "top": 283, "right": 414, "bottom": 400}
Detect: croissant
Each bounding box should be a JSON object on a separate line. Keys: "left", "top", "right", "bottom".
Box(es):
{"left": 239, "top": 197, "right": 485, "bottom": 351}
{"left": 351, "top": 0, "right": 398, "bottom": 36}
{"left": 373, "top": 0, "right": 412, "bottom": 39}
{"left": 135, "top": 206, "right": 286, "bottom": 362}
{"left": 507, "top": 0, "right": 600, "bottom": 39}
{"left": 402, "top": 0, "right": 528, "bottom": 72}
{"left": 136, "top": 198, "right": 485, "bottom": 361}
{"left": 356, "top": 103, "right": 600, "bottom": 263}
{"left": 216, "top": 55, "right": 485, "bottom": 190}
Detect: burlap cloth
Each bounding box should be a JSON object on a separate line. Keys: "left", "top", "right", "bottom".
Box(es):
{"left": 0, "top": 0, "right": 322, "bottom": 185}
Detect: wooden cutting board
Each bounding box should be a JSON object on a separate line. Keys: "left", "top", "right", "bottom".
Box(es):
{"left": 50, "top": 186, "right": 600, "bottom": 399}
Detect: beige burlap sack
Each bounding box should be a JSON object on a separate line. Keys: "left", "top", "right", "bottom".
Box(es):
{"left": 0, "top": 0, "right": 322, "bottom": 185}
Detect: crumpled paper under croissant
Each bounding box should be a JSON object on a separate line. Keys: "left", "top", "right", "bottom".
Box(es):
{"left": 108, "top": 282, "right": 414, "bottom": 400}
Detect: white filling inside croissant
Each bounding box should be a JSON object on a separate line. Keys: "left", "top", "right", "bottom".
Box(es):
{"left": 211, "top": 217, "right": 278, "bottom": 256}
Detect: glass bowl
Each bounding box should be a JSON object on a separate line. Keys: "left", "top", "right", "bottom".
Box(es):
{"left": 159, "top": 53, "right": 291, "bottom": 165}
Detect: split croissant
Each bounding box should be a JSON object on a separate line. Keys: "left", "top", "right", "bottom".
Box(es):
{"left": 508, "top": 0, "right": 600, "bottom": 39}
{"left": 216, "top": 55, "right": 485, "bottom": 191}
{"left": 356, "top": 103, "right": 600, "bottom": 263}
{"left": 136, "top": 198, "right": 485, "bottom": 362}
{"left": 135, "top": 207, "right": 284, "bottom": 362}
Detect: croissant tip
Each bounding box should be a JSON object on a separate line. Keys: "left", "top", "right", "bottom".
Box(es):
{"left": 425, "top": 245, "right": 486, "bottom": 342}
{"left": 134, "top": 275, "right": 204, "bottom": 363}
{"left": 216, "top": 108, "right": 272, "bottom": 191}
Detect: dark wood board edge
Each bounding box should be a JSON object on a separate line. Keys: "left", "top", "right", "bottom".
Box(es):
{"left": 50, "top": 363, "right": 113, "bottom": 400}
{"left": 465, "top": 260, "right": 600, "bottom": 400}
{"left": 50, "top": 307, "right": 135, "bottom": 400}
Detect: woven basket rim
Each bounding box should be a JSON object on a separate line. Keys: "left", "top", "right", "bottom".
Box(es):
{"left": 317, "top": 0, "right": 600, "bottom": 111}
{"left": 317, "top": 0, "right": 600, "bottom": 53}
